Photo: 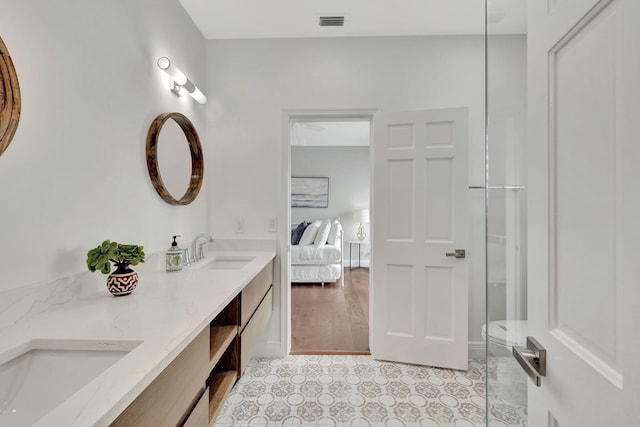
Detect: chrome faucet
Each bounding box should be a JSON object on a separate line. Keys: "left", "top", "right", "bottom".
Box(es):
{"left": 190, "top": 233, "right": 214, "bottom": 262}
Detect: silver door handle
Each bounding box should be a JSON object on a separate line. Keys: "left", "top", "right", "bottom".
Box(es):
{"left": 513, "top": 336, "right": 546, "bottom": 387}
{"left": 445, "top": 249, "right": 466, "bottom": 259}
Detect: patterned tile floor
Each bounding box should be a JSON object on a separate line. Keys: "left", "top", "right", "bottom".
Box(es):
{"left": 486, "top": 357, "right": 528, "bottom": 427}
{"left": 214, "top": 355, "right": 527, "bottom": 427}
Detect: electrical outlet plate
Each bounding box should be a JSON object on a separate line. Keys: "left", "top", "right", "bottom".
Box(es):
{"left": 268, "top": 217, "right": 277, "bottom": 233}
{"left": 235, "top": 218, "right": 244, "bottom": 233}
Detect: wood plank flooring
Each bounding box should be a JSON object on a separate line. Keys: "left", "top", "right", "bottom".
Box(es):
{"left": 291, "top": 268, "right": 370, "bottom": 354}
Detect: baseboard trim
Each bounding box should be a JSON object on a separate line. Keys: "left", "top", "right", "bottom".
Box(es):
{"left": 290, "top": 350, "right": 371, "bottom": 356}
{"left": 344, "top": 261, "right": 370, "bottom": 268}
{"left": 261, "top": 340, "right": 485, "bottom": 358}
{"left": 261, "top": 340, "right": 486, "bottom": 361}
{"left": 255, "top": 340, "right": 287, "bottom": 358}
{"left": 469, "top": 340, "right": 486, "bottom": 359}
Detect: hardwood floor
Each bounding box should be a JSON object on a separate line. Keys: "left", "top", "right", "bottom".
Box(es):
{"left": 291, "top": 268, "right": 370, "bottom": 354}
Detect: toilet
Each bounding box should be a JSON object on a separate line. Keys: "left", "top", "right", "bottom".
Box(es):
{"left": 482, "top": 319, "right": 528, "bottom": 356}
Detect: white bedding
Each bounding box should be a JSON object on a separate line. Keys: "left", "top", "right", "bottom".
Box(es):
{"left": 291, "top": 264, "right": 342, "bottom": 282}
{"left": 290, "top": 219, "right": 344, "bottom": 284}
{"left": 290, "top": 244, "right": 341, "bottom": 264}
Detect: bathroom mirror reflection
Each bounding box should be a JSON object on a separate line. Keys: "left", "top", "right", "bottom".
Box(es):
{"left": 156, "top": 119, "right": 192, "bottom": 198}
{"left": 146, "top": 112, "right": 204, "bottom": 205}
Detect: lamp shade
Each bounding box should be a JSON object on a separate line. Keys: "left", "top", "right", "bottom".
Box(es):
{"left": 353, "top": 209, "right": 369, "bottom": 223}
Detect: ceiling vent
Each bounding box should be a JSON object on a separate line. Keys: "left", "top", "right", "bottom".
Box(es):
{"left": 319, "top": 16, "right": 345, "bottom": 27}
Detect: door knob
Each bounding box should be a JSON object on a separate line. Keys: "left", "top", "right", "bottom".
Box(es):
{"left": 513, "top": 336, "right": 546, "bottom": 386}
{"left": 445, "top": 249, "right": 466, "bottom": 258}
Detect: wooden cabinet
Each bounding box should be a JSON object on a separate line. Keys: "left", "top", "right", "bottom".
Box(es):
{"left": 111, "top": 260, "right": 273, "bottom": 427}
{"left": 240, "top": 287, "right": 272, "bottom": 374}
{"left": 111, "top": 327, "right": 210, "bottom": 427}
{"left": 240, "top": 261, "right": 273, "bottom": 331}
{"left": 183, "top": 388, "right": 209, "bottom": 427}
{"left": 239, "top": 261, "right": 274, "bottom": 375}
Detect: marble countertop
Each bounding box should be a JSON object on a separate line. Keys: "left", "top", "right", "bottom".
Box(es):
{"left": 0, "top": 249, "right": 276, "bottom": 426}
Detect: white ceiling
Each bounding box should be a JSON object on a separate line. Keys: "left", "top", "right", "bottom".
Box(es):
{"left": 179, "top": 0, "right": 527, "bottom": 40}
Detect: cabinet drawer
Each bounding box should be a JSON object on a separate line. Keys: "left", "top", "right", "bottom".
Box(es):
{"left": 111, "top": 326, "right": 210, "bottom": 427}
{"left": 240, "top": 261, "right": 273, "bottom": 331}
{"left": 240, "top": 286, "right": 273, "bottom": 374}
{"left": 182, "top": 387, "right": 209, "bottom": 427}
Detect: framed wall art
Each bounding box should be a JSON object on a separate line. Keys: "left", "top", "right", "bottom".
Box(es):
{"left": 291, "top": 177, "right": 329, "bottom": 208}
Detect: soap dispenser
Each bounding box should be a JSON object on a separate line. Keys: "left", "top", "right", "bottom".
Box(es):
{"left": 166, "top": 235, "right": 184, "bottom": 272}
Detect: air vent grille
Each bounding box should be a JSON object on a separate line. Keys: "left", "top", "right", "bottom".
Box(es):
{"left": 319, "top": 16, "right": 345, "bottom": 27}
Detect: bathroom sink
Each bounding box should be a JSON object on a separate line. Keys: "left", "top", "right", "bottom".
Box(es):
{"left": 0, "top": 339, "right": 140, "bottom": 426}
{"left": 204, "top": 255, "right": 255, "bottom": 270}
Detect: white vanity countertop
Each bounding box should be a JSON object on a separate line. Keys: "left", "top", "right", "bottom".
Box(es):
{"left": 0, "top": 250, "right": 276, "bottom": 427}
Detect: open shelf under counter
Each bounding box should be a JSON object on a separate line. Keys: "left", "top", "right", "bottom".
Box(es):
{"left": 209, "top": 325, "right": 238, "bottom": 372}
{"left": 207, "top": 370, "right": 238, "bottom": 425}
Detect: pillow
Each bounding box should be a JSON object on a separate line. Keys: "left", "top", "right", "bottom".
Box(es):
{"left": 327, "top": 219, "right": 343, "bottom": 246}
{"left": 298, "top": 220, "right": 322, "bottom": 245}
{"left": 314, "top": 220, "right": 332, "bottom": 247}
{"left": 291, "top": 221, "right": 310, "bottom": 245}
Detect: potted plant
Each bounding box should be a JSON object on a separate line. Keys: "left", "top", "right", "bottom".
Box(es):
{"left": 87, "top": 240, "right": 146, "bottom": 296}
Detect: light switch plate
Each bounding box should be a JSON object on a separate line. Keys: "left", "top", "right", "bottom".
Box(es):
{"left": 235, "top": 218, "right": 244, "bottom": 233}
{"left": 268, "top": 217, "right": 277, "bottom": 233}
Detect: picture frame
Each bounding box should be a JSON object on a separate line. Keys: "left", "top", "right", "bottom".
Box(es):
{"left": 291, "top": 177, "right": 329, "bottom": 208}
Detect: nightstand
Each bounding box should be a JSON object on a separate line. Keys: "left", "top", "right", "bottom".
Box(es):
{"left": 349, "top": 240, "right": 369, "bottom": 270}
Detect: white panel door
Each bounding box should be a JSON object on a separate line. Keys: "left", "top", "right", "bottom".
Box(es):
{"left": 527, "top": 0, "right": 640, "bottom": 425}
{"left": 371, "top": 108, "right": 469, "bottom": 370}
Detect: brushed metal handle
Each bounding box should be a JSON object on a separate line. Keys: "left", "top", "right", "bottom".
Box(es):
{"left": 445, "top": 249, "right": 466, "bottom": 258}
{"left": 512, "top": 336, "right": 546, "bottom": 387}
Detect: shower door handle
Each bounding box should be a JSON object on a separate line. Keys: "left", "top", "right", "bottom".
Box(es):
{"left": 445, "top": 249, "right": 466, "bottom": 258}
{"left": 513, "top": 336, "right": 546, "bottom": 387}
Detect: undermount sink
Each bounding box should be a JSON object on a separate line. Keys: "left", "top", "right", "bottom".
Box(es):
{"left": 204, "top": 255, "right": 255, "bottom": 270}
{"left": 0, "top": 339, "right": 140, "bottom": 426}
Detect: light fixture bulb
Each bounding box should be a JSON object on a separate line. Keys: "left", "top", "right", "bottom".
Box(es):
{"left": 180, "top": 78, "right": 207, "bottom": 104}
{"left": 189, "top": 87, "right": 207, "bottom": 105}
{"left": 157, "top": 57, "right": 171, "bottom": 70}
{"left": 156, "top": 56, "right": 207, "bottom": 104}
{"left": 157, "top": 56, "right": 187, "bottom": 85}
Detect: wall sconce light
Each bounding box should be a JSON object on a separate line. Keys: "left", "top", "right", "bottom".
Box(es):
{"left": 156, "top": 57, "right": 207, "bottom": 105}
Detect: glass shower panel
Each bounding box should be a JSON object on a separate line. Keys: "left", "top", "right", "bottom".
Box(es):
{"left": 486, "top": 1, "right": 529, "bottom": 426}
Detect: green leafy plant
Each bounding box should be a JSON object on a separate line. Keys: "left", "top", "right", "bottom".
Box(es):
{"left": 87, "top": 240, "right": 146, "bottom": 274}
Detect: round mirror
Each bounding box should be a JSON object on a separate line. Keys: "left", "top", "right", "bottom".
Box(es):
{"left": 157, "top": 118, "right": 192, "bottom": 198}
{"left": 0, "top": 36, "right": 21, "bottom": 157}
{"left": 146, "top": 112, "right": 204, "bottom": 205}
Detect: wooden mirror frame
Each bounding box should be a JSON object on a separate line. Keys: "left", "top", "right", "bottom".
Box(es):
{"left": 146, "top": 112, "right": 204, "bottom": 205}
{"left": 0, "top": 36, "right": 21, "bottom": 157}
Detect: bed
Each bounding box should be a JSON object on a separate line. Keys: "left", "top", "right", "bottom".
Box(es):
{"left": 290, "top": 219, "right": 344, "bottom": 286}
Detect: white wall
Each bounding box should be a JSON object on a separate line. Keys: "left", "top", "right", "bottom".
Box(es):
{"left": 291, "top": 146, "right": 370, "bottom": 265}
{"left": 206, "top": 35, "right": 495, "bottom": 355}
{"left": 0, "top": 0, "right": 207, "bottom": 292}
{"left": 0, "top": 2, "right": 527, "bottom": 360}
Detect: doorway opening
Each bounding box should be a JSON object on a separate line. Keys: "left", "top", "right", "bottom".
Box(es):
{"left": 284, "top": 111, "right": 375, "bottom": 355}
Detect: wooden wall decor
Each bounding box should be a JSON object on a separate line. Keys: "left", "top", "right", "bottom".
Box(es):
{"left": 146, "top": 112, "right": 204, "bottom": 205}
{"left": 0, "top": 36, "right": 21, "bottom": 157}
